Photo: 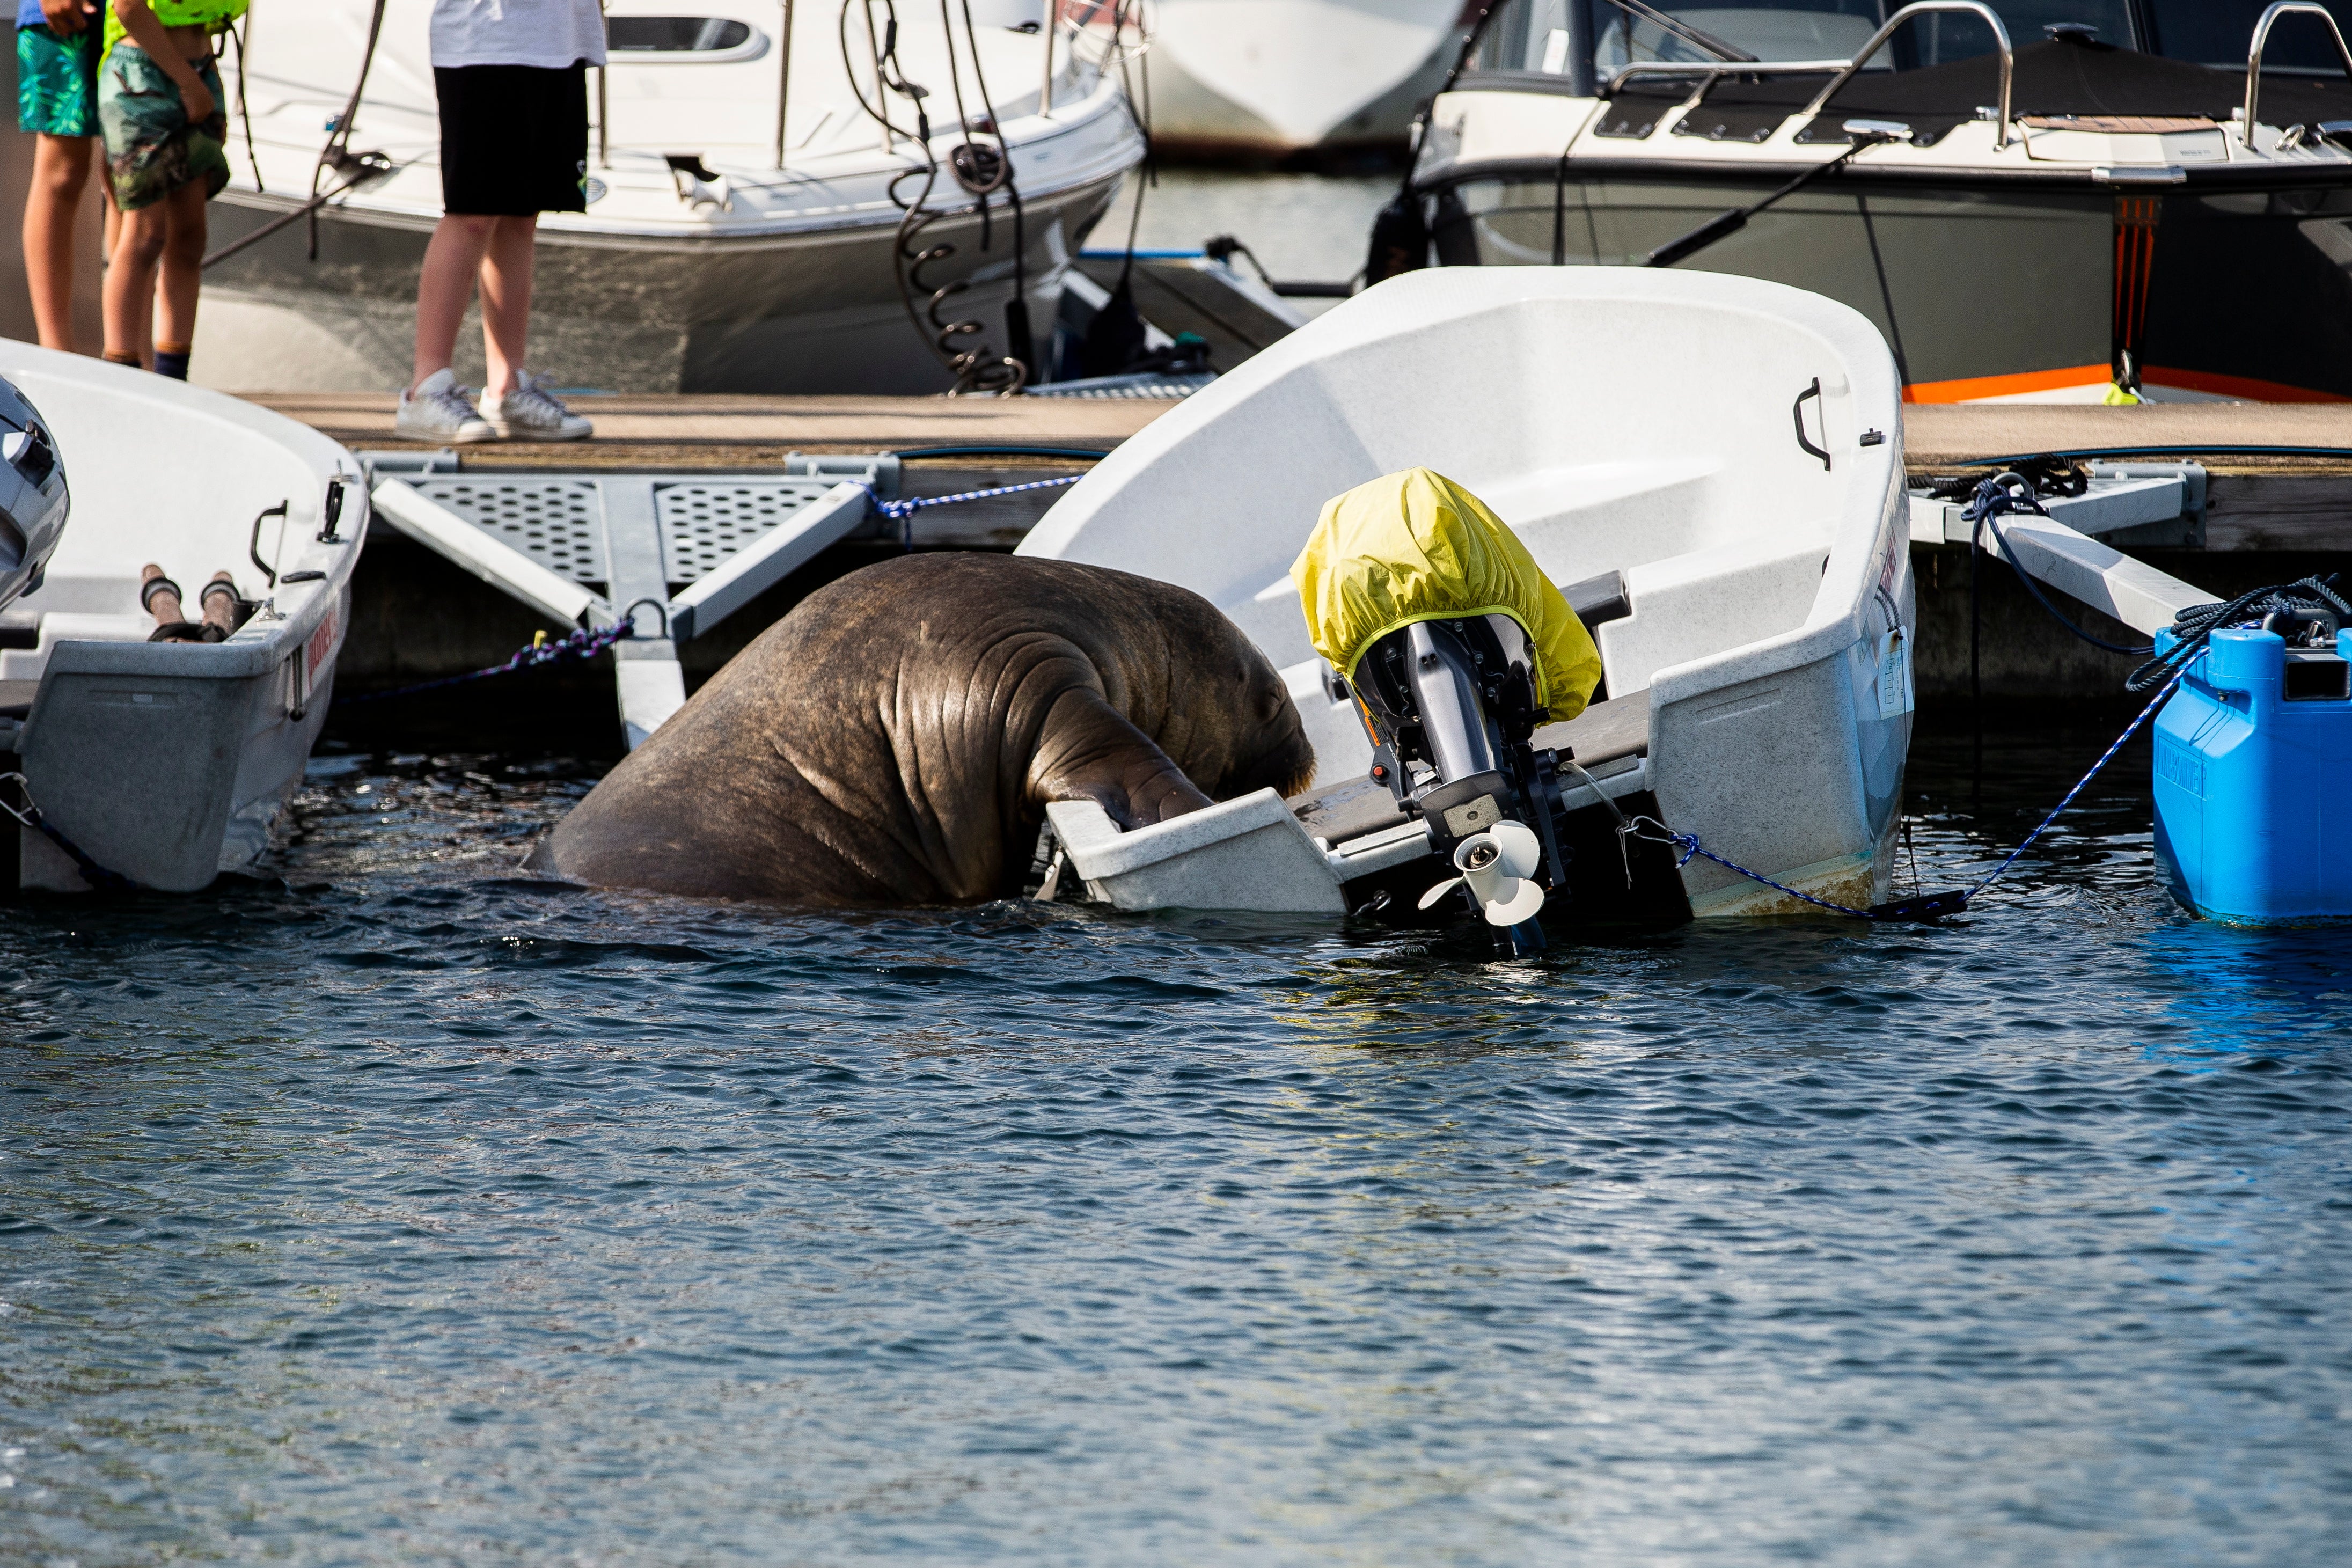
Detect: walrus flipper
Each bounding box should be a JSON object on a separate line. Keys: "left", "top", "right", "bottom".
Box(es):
{"left": 1029, "top": 687, "right": 1215, "bottom": 830}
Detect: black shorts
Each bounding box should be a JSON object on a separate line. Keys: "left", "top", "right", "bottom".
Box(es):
{"left": 435, "top": 62, "right": 589, "bottom": 216}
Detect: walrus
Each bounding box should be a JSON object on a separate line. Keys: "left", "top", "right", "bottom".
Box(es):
{"left": 526, "top": 553, "right": 1317, "bottom": 905}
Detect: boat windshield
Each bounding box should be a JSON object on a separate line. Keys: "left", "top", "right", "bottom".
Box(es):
{"left": 2144, "top": 1, "right": 2351, "bottom": 71}
{"left": 1467, "top": 2, "right": 2148, "bottom": 86}
{"left": 607, "top": 17, "right": 755, "bottom": 53}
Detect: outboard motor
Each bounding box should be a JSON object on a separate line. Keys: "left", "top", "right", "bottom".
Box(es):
{"left": 1298, "top": 467, "right": 1604, "bottom": 957}
{"left": 0, "top": 376, "right": 68, "bottom": 613}
{"left": 1349, "top": 612, "right": 1572, "bottom": 957}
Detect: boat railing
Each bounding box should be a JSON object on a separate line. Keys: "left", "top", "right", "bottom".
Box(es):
{"left": 1603, "top": 1, "right": 2013, "bottom": 152}
{"left": 1798, "top": 2, "right": 2011, "bottom": 149}
{"left": 2243, "top": 2, "right": 2352, "bottom": 148}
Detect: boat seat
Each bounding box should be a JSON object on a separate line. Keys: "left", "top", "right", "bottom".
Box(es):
{"left": 1533, "top": 688, "right": 1651, "bottom": 768}
{"left": 1560, "top": 569, "right": 1631, "bottom": 704}
{"left": 1562, "top": 569, "right": 1630, "bottom": 638}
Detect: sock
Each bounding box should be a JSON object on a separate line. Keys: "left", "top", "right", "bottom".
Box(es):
{"left": 152, "top": 345, "right": 191, "bottom": 381}
{"left": 103, "top": 350, "right": 142, "bottom": 368}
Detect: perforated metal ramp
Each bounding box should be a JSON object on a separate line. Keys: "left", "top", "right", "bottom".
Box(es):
{"left": 365, "top": 455, "right": 893, "bottom": 749}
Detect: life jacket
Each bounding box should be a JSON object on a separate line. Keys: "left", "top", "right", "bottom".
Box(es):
{"left": 102, "top": 1, "right": 250, "bottom": 65}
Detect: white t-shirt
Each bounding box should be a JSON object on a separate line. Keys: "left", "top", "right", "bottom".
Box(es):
{"left": 431, "top": 0, "right": 609, "bottom": 70}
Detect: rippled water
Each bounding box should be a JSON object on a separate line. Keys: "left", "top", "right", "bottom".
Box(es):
{"left": 4, "top": 717, "right": 2348, "bottom": 1566}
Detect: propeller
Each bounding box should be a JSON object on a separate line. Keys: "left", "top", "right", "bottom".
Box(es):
{"left": 1418, "top": 820, "right": 1547, "bottom": 927}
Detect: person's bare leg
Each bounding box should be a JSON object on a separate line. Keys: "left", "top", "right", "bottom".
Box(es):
{"left": 199, "top": 571, "right": 239, "bottom": 636}
{"left": 477, "top": 213, "right": 537, "bottom": 397}
{"left": 23, "top": 134, "right": 93, "bottom": 351}
{"left": 150, "top": 181, "right": 207, "bottom": 376}
{"left": 140, "top": 563, "right": 182, "bottom": 627}
{"left": 102, "top": 202, "right": 170, "bottom": 366}
{"left": 411, "top": 213, "right": 496, "bottom": 391}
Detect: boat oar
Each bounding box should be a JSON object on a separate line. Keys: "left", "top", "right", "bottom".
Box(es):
{"left": 1646, "top": 119, "right": 1911, "bottom": 270}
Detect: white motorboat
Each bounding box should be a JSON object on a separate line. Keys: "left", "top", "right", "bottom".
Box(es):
{"left": 1383, "top": 1, "right": 2352, "bottom": 402}
{"left": 1019, "top": 266, "right": 1915, "bottom": 923}
{"left": 1146, "top": 0, "right": 1473, "bottom": 157}
{"left": 0, "top": 342, "right": 361, "bottom": 892}
{"left": 197, "top": 1, "right": 1145, "bottom": 394}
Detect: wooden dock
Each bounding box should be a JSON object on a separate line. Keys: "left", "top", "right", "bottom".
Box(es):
{"left": 254, "top": 391, "right": 2352, "bottom": 717}
{"left": 257, "top": 393, "right": 2352, "bottom": 555}
{"left": 1902, "top": 403, "right": 2352, "bottom": 553}
{"left": 251, "top": 391, "right": 1179, "bottom": 467}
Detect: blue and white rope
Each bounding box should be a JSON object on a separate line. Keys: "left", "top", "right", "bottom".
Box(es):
{"left": 863, "top": 474, "right": 1082, "bottom": 548}
{"left": 1960, "top": 661, "right": 2188, "bottom": 901}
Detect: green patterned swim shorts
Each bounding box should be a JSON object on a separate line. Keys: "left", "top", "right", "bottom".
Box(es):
{"left": 97, "top": 43, "right": 226, "bottom": 211}
{"left": 16, "top": 23, "right": 99, "bottom": 139}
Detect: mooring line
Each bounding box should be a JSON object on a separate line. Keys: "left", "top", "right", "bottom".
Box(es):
{"left": 1626, "top": 662, "right": 2193, "bottom": 922}
{"left": 861, "top": 473, "right": 1083, "bottom": 548}
{"left": 339, "top": 622, "right": 636, "bottom": 706}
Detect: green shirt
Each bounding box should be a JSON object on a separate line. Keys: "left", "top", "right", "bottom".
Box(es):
{"left": 101, "top": 0, "right": 249, "bottom": 62}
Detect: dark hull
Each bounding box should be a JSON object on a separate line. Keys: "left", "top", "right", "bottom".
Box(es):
{"left": 1422, "top": 165, "right": 2352, "bottom": 401}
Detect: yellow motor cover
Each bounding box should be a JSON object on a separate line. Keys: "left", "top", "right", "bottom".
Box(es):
{"left": 1293, "top": 467, "right": 1602, "bottom": 723}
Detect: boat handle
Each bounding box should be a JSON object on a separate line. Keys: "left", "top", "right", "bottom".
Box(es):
{"left": 1792, "top": 379, "right": 1831, "bottom": 471}
{"left": 2244, "top": 4, "right": 2352, "bottom": 148}
{"left": 248, "top": 499, "right": 288, "bottom": 589}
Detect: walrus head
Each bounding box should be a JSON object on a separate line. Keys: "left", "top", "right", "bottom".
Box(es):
{"left": 1011, "top": 557, "right": 1318, "bottom": 831}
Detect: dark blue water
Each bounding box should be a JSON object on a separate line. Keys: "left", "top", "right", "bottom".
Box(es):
{"left": 4, "top": 722, "right": 2348, "bottom": 1566}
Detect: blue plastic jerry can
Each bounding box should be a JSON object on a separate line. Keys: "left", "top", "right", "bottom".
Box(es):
{"left": 2151, "top": 626, "right": 2352, "bottom": 924}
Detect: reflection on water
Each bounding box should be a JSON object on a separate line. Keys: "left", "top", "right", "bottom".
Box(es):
{"left": 2, "top": 718, "right": 2348, "bottom": 1566}
{"left": 1096, "top": 167, "right": 1394, "bottom": 296}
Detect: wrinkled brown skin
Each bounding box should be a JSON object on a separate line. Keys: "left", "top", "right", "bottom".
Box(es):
{"left": 527, "top": 554, "right": 1317, "bottom": 905}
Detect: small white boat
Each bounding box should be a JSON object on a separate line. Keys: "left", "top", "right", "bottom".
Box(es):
{"left": 1147, "top": 0, "right": 1472, "bottom": 157}
{"left": 1020, "top": 266, "right": 1915, "bottom": 920}
{"left": 0, "top": 343, "right": 361, "bottom": 892}
{"left": 199, "top": 1, "right": 1144, "bottom": 394}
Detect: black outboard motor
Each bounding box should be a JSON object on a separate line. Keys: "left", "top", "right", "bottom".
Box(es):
{"left": 0, "top": 375, "right": 67, "bottom": 613}
{"left": 1349, "top": 612, "right": 1572, "bottom": 957}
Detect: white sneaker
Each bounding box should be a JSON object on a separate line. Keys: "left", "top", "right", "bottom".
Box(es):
{"left": 396, "top": 369, "right": 496, "bottom": 444}
{"left": 481, "top": 370, "right": 593, "bottom": 442}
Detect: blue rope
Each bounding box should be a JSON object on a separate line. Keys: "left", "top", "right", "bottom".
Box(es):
{"left": 1633, "top": 660, "right": 2194, "bottom": 920}
{"left": 339, "top": 621, "right": 635, "bottom": 706}
{"left": 1960, "top": 662, "right": 2187, "bottom": 901}
{"left": 863, "top": 473, "right": 1081, "bottom": 549}
{"left": 1652, "top": 829, "right": 1881, "bottom": 917}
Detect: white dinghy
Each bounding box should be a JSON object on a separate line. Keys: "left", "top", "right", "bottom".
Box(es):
{"left": 1020, "top": 267, "right": 1915, "bottom": 922}
{"left": 0, "top": 345, "right": 362, "bottom": 893}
